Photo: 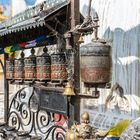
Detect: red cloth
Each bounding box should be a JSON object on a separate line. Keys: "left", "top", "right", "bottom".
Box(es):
{"left": 19, "top": 42, "right": 27, "bottom": 48}
{"left": 54, "top": 114, "right": 67, "bottom": 128}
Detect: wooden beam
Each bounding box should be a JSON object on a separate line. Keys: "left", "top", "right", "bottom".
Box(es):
{"left": 4, "top": 54, "right": 9, "bottom": 124}
{"left": 70, "top": 0, "right": 80, "bottom": 29}
{"left": 70, "top": 0, "right": 81, "bottom": 123}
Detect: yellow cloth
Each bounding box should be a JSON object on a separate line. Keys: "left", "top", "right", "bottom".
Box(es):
{"left": 107, "top": 119, "right": 131, "bottom": 137}
{"left": 8, "top": 52, "right": 16, "bottom": 58}
{"left": 4, "top": 46, "right": 17, "bottom": 58}
{"left": 4, "top": 46, "right": 12, "bottom": 54}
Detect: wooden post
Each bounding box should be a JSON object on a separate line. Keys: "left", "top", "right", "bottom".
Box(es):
{"left": 70, "top": 0, "right": 80, "bottom": 29}
{"left": 70, "top": 0, "right": 81, "bottom": 123}
{"left": 4, "top": 53, "right": 9, "bottom": 123}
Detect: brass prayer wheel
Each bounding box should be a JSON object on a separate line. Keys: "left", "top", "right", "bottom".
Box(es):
{"left": 36, "top": 47, "right": 51, "bottom": 81}
{"left": 80, "top": 40, "right": 111, "bottom": 85}
{"left": 14, "top": 51, "right": 24, "bottom": 80}
{"left": 51, "top": 53, "right": 68, "bottom": 82}
{"left": 6, "top": 58, "right": 14, "bottom": 80}
{"left": 24, "top": 48, "right": 36, "bottom": 81}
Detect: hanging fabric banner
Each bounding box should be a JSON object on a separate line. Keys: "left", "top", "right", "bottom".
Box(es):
{"left": 8, "top": 52, "right": 16, "bottom": 58}
{"left": 11, "top": 44, "right": 21, "bottom": 52}
{"left": 0, "top": 34, "right": 55, "bottom": 55}
{"left": 36, "top": 35, "right": 46, "bottom": 43}
{"left": 0, "top": 48, "right": 4, "bottom": 54}
{"left": 4, "top": 46, "right": 17, "bottom": 58}
{"left": 25, "top": 40, "right": 36, "bottom": 48}
{"left": 19, "top": 42, "right": 27, "bottom": 48}
{"left": 4, "top": 46, "right": 12, "bottom": 53}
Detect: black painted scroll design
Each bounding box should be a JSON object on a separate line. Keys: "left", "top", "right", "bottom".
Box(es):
{"left": 8, "top": 87, "right": 68, "bottom": 140}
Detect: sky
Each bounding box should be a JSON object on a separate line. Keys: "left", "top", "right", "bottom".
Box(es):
{"left": 12, "top": 0, "right": 45, "bottom": 16}
{"left": 0, "top": 0, "right": 48, "bottom": 16}
{"left": 0, "top": 0, "right": 11, "bottom": 5}
{"left": 0, "top": 0, "right": 11, "bottom": 16}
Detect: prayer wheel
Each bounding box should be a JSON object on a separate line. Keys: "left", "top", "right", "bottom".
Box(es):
{"left": 36, "top": 47, "right": 51, "bottom": 81}
{"left": 14, "top": 51, "right": 24, "bottom": 80}
{"left": 51, "top": 52, "right": 68, "bottom": 82}
{"left": 6, "top": 58, "right": 14, "bottom": 80}
{"left": 24, "top": 48, "right": 36, "bottom": 81}
{"left": 80, "top": 40, "right": 111, "bottom": 85}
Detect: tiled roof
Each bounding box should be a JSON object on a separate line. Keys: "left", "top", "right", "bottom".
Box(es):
{"left": 0, "top": 0, "right": 69, "bottom": 36}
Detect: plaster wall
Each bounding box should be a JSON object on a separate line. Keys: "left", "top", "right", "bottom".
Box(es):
{"left": 80, "top": 0, "right": 140, "bottom": 129}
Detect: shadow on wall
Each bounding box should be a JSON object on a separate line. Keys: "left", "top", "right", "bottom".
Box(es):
{"left": 80, "top": 4, "right": 140, "bottom": 118}
{"left": 103, "top": 26, "right": 140, "bottom": 117}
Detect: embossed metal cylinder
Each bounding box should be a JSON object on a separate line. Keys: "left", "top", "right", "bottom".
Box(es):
{"left": 14, "top": 52, "right": 24, "bottom": 80}
{"left": 6, "top": 59, "right": 14, "bottom": 80}
{"left": 51, "top": 53, "right": 68, "bottom": 82}
{"left": 80, "top": 40, "right": 111, "bottom": 84}
{"left": 36, "top": 47, "right": 51, "bottom": 81}
{"left": 24, "top": 48, "right": 36, "bottom": 80}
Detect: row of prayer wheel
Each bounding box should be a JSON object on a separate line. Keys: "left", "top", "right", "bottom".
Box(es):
{"left": 6, "top": 47, "right": 68, "bottom": 82}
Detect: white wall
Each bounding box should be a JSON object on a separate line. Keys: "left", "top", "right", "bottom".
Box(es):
{"left": 80, "top": 0, "right": 140, "bottom": 128}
